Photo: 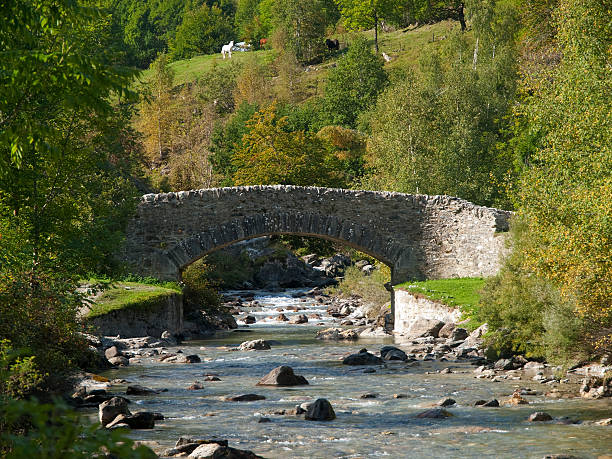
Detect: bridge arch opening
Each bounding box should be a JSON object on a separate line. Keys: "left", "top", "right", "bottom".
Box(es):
{"left": 159, "top": 212, "right": 412, "bottom": 284}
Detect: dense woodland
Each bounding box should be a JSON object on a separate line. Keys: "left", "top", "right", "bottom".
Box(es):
{"left": 0, "top": 0, "right": 610, "bottom": 450}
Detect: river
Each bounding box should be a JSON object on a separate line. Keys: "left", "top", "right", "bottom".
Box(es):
{"left": 96, "top": 289, "right": 612, "bottom": 458}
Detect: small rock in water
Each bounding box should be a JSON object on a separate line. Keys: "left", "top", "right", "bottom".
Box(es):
{"left": 289, "top": 314, "right": 308, "bottom": 324}
{"left": 416, "top": 408, "right": 454, "bottom": 419}
{"left": 187, "top": 442, "right": 264, "bottom": 458}
{"left": 184, "top": 354, "right": 201, "bottom": 363}
{"left": 187, "top": 382, "right": 204, "bottom": 390}
{"left": 238, "top": 339, "right": 271, "bottom": 351}
{"left": 437, "top": 397, "right": 456, "bottom": 407}
{"left": 342, "top": 349, "right": 384, "bottom": 365}
{"left": 243, "top": 315, "right": 256, "bottom": 324}
{"left": 256, "top": 366, "right": 309, "bottom": 386}
{"left": 360, "top": 393, "right": 378, "bottom": 399}
{"left": 276, "top": 313, "right": 289, "bottom": 322}
{"left": 257, "top": 417, "right": 271, "bottom": 423}
{"left": 482, "top": 399, "right": 500, "bottom": 407}
{"left": 224, "top": 394, "right": 266, "bottom": 402}
{"left": 126, "top": 385, "right": 158, "bottom": 396}
{"left": 440, "top": 368, "right": 453, "bottom": 374}
{"left": 393, "top": 394, "right": 408, "bottom": 399}
{"left": 305, "top": 398, "right": 336, "bottom": 421}
{"left": 380, "top": 346, "right": 408, "bottom": 361}
{"left": 528, "top": 411, "right": 553, "bottom": 422}
{"left": 363, "top": 368, "right": 376, "bottom": 374}
{"left": 204, "top": 375, "right": 221, "bottom": 381}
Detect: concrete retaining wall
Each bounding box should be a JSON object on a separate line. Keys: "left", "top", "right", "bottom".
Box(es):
{"left": 393, "top": 288, "right": 462, "bottom": 336}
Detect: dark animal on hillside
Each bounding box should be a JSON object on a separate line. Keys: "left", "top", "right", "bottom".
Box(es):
{"left": 325, "top": 38, "right": 339, "bottom": 51}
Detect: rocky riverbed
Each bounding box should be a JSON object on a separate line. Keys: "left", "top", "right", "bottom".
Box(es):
{"left": 77, "top": 289, "right": 612, "bottom": 458}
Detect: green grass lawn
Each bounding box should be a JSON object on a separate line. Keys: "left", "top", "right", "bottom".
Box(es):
{"left": 85, "top": 281, "right": 181, "bottom": 319}
{"left": 395, "top": 277, "right": 485, "bottom": 314}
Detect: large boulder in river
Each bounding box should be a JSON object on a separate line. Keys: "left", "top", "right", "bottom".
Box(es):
{"left": 405, "top": 319, "right": 445, "bottom": 338}
{"left": 188, "top": 442, "right": 264, "bottom": 458}
{"left": 305, "top": 398, "right": 336, "bottom": 421}
{"left": 238, "top": 339, "right": 271, "bottom": 351}
{"left": 99, "top": 397, "right": 130, "bottom": 426}
{"left": 380, "top": 346, "right": 408, "bottom": 361}
{"left": 126, "top": 384, "right": 158, "bottom": 396}
{"left": 342, "top": 348, "right": 384, "bottom": 365}
{"left": 256, "top": 366, "right": 308, "bottom": 386}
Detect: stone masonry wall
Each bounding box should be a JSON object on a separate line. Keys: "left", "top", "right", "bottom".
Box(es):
{"left": 393, "top": 289, "right": 463, "bottom": 336}
{"left": 88, "top": 293, "right": 183, "bottom": 338}
{"left": 123, "top": 186, "right": 511, "bottom": 284}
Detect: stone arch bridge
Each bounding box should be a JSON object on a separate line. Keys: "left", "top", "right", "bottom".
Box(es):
{"left": 124, "top": 186, "right": 511, "bottom": 285}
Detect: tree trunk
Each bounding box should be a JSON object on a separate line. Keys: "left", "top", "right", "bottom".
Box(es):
{"left": 458, "top": 2, "right": 466, "bottom": 31}
{"left": 374, "top": 9, "right": 379, "bottom": 53}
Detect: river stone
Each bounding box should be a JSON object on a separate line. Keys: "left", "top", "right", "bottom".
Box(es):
{"left": 416, "top": 408, "right": 454, "bottom": 419}
{"left": 109, "top": 411, "right": 155, "bottom": 429}
{"left": 528, "top": 412, "right": 553, "bottom": 422}
{"left": 126, "top": 384, "right": 158, "bottom": 396}
{"left": 276, "top": 313, "right": 289, "bottom": 322}
{"left": 438, "top": 397, "right": 456, "bottom": 407}
{"left": 184, "top": 354, "right": 201, "bottom": 363}
{"left": 380, "top": 346, "right": 408, "bottom": 361}
{"left": 406, "top": 319, "right": 445, "bottom": 338}
{"left": 105, "top": 346, "right": 122, "bottom": 360}
{"left": 316, "top": 328, "right": 358, "bottom": 340}
{"left": 108, "top": 356, "right": 129, "bottom": 366}
{"left": 305, "top": 398, "right": 336, "bottom": 421}
{"left": 187, "top": 382, "right": 204, "bottom": 390}
{"left": 450, "top": 327, "right": 469, "bottom": 341}
{"left": 238, "top": 339, "right": 271, "bottom": 351}
{"left": 243, "top": 315, "right": 256, "bottom": 324}
{"left": 438, "top": 323, "right": 456, "bottom": 338}
{"left": 188, "top": 442, "right": 264, "bottom": 458}
{"left": 256, "top": 366, "right": 308, "bottom": 386}
{"left": 360, "top": 392, "right": 378, "bottom": 399}
{"left": 289, "top": 314, "right": 308, "bottom": 324}
{"left": 342, "top": 349, "right": 384, "bottom": 365}
{"left": 481, "top": 399, "right": 500, "bottom": 407}
{"left": 99, "top": 396, "right": 130, "bottom": 426}
{"left": 224, "top": 394, "right": 266, "bottom": 402}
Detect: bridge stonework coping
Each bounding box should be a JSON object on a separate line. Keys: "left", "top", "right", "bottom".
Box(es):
{"left": 124, "top": 185, "right": 512, "bottom": 285}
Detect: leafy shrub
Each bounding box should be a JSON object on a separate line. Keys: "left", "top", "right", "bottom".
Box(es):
{"left": 181, "top": 259, "right": 222, "bottom": 315}
{"left": 329, "top": 264, "right": 391, "bottom": 309}
{"left": 0, "top": 270, "right": 91, "bottom": 395}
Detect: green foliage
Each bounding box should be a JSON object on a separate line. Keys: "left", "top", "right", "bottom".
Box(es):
{"left": 0, "top": 342, "right": 44, "bottom": 400}
{"left": 211, "top": 102, "right": 260, "bottom": 184}
{"left": 323, "top": 37, "right": 388, "bottom": 128}
{"left": 363, "top": 3, "right": 519, "bottom": 208}
{"left": 231, "top": 104, "right": 342, "bottom": 186}
{"left": 478, "top": 222, "right": 593, "bottom": 362}
{"left": 0, "top": 0, "right": 140, "bottom": 276}
{"left": 171, "top": 4, "right": 234, "bottom": 60}
{"left": 0, "top": 270, "right": 90, "bottom": 395}
{"left": 271, "top": 0, "right": 329, "bottom": 63}
{"left": 512, "top": 0, "right": 611, "bottom": 342}
{"left": 0, "top": 398, "right": 156, "bottom": 458}
{"left": 329, "top": 264, "right": 391, "bottom": 308}
{"left": 181, "top": 259, "right": 223, "bottom": 314}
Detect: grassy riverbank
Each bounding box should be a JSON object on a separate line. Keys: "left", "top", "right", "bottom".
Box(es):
{"left": 396, "top": 277, "right": 485, "bottom": 319}
{"left": 84, "top": 281, "right": 181, "bottom": 319}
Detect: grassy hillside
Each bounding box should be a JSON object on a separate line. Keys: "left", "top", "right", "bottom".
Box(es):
{"left": 141, "top": 21, "right": 460, "bottom": 89}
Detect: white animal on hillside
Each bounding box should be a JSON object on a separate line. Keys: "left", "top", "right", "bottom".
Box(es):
{"left": 221, "top": 41, "right": 234, "bottom": 59}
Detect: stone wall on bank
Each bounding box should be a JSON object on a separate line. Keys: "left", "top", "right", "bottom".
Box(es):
{"left": 123, "top": 186, "right": 511, "bottom": 284}
{"left": 393, "top": 288, "right": 462, "bottom": 336}
{"left": 88, "top": 293, "right": 183, "bottom": 338}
